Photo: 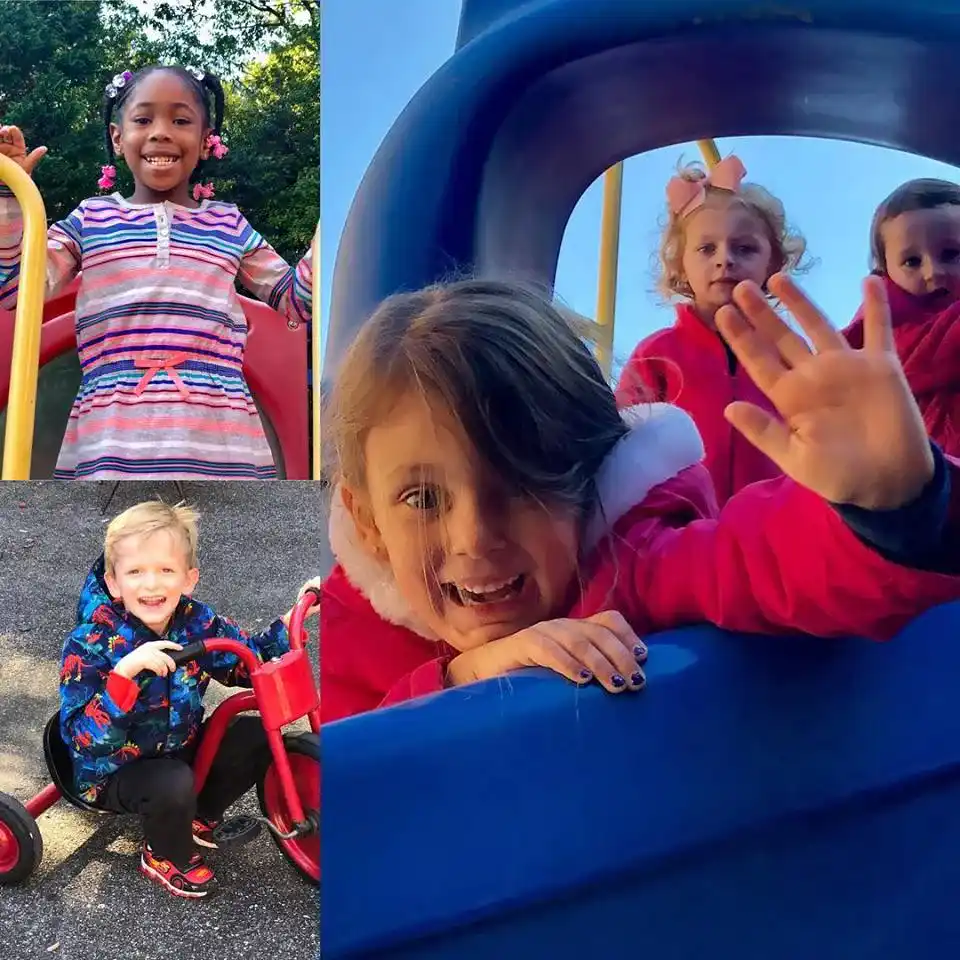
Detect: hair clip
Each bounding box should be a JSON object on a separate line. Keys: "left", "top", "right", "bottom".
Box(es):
{"left": 105, "top": 70, "right": 133, "bottom": 99}
{"left": 205, "top": 134, "right": 228, "bottom": 160}
{"left": 187, "top": 66, "right": 205, "bottom": 82}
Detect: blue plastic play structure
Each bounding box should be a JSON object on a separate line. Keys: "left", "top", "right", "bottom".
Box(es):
{"left": 324, "top": 1, "right": 960, "bottom": 957}
{"left": 325, "top": 603, "right": 960, "bottom": 959}
{"left": 324, "top": 0, "right": 960, "bottom": 381}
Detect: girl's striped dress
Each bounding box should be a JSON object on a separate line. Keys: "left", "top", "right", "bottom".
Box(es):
{"left": 0, "top": 188, "right": 312, "bottom": 479}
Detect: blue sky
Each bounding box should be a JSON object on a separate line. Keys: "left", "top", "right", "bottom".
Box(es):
{"left": 322, "top": 1, "right": 960, "bottom": 376}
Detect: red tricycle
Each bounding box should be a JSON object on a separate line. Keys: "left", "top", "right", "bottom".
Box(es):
{"left": 0, "top": 588, "right": 321, "bottom": 888}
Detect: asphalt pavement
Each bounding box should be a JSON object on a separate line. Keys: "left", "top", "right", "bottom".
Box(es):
{"left": 0, "top": 481, "right": 323, "bottom": 960}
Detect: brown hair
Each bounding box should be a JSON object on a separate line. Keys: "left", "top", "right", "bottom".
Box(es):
{"left": 104, "top": 500, "right": 199, "bottom": 571}
{"left": 869, "top": 178, "right": 960, "bottom": 273}
{"left": 324, "top": 279, "right": 630, "bottom": 515}
{"left": 658, "top": 161, "right": 808, "bottom": 300}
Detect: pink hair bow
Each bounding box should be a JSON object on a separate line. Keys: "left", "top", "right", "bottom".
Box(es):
{"left": 666, "top": 155, "right": 747, "bottom": 217}
{"left": 97, "top": 165, "right": 116, "bottom": 190}
{"left": 205, "top": 134, "right": 229, "bottom": 160}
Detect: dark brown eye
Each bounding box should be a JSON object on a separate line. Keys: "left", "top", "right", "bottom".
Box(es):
{"left": 401, "top": 486, "right": 442, "bottom": 511}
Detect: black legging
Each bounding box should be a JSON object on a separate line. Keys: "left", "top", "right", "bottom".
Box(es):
{"left": 99, "top": 715, "right": 273, "bottom": 867}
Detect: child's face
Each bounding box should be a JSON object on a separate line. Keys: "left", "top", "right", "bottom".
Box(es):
{"left": 681, "top": 198, "right": 774, "bottom": 320}
{"left": 110, "top": 70, "right": 211, "bottom": 205}
{"left": 344, "top": 390, "right": 581, "bottom": 651}
{"left": 104, "top": 529, "right": 199, "bottom": 635}
{"left": 881, "top": 206, "right": 960, "bottom": 302}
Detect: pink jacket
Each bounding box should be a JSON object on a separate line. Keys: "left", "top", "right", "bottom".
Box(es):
{"left": 615, "top": 303, "right": 781, "bottom": 505}
{"left": 844, "top": 275, "right": 960, "bottom": 458}
{"left": 321, "top": 403, "right": 960, "bottom": 724}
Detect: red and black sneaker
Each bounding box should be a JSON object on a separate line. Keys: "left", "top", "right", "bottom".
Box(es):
{"left": 191, "top": 817, "right": 221, "bottom": 849}
{"left": 139, "top": 843, "right": 218, "bottom": 899}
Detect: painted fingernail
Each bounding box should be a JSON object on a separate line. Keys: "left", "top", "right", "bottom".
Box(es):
{"left": 578, "top": 670, "right": 592, "bottom": 682}
{"left": 633, "top": 644, "right": 647, "bottom": 659}
{"left": 631, "top": 672, "right": 645, "bottom": 687}
{"left": 611, "top": 674, "right": 625, "bottom": 688}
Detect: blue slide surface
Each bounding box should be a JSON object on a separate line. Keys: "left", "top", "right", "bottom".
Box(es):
{"left": 324, "top": 601, "right": 960, "bottom": 958}
{"left": 324, "top": 2, "right": 960, "bottom": 956}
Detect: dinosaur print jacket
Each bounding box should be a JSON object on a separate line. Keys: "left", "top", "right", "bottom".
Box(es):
{"left": 59, "top": 555, "right": 288, "bottom": 803}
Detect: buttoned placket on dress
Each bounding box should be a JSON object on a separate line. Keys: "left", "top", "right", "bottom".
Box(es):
{"left": 154, "top": 203, "right": 171, "bottom": 268}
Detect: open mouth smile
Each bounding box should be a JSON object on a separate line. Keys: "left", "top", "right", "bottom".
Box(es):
{"left": 441, "top": 574, "right": 526, "bottom": 606}
{"left": 138, "top": 596, "right": 168, "bottom": 609}
{"left": 143, "top": 155, "right": 180, "bottom": 167}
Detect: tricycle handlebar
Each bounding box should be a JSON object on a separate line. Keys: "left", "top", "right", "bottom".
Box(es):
{"left": 289, "top": 587, "right": 321, "bottom": 652}
{"left": 170, "top": 640, "right": 208, "bottom": 667}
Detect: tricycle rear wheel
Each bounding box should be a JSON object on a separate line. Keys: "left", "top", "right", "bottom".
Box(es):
{"left": 257, "top": 732, "right": 319, "bottom": 884}
{"left": 0, "top": 793, "right": 43, "bottom": 885}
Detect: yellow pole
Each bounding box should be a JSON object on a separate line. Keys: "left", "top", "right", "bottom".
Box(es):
{"left": 592, "top": 140, "right": 719, "bottom": 380}
{"left": 0, "top": 154, "right": 45, "bottom": 480}
{"left": 311, "top": 220, "right": 321, "bottom": 480}
{"left": 594, "top": 162, "right": 622, "bottom": 378}
{"left": 697, "top": 139, "right": 721, "bottom": 169}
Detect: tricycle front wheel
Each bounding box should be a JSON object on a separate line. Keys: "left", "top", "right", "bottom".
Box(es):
{"left": 0, "top": 793, "right": 43, "bottom": 885}
{"left": 257, "top": 732, "right": 319, "bottom": 884}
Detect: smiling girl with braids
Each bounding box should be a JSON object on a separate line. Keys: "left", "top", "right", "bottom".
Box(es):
{"left": 0, "top": 65, "right": 313, "bottom": 479}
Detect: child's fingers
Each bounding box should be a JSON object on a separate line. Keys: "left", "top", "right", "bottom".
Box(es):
{"left": 724, "top": 401, "right": 791, "bottom": 467}
{"left": 731, "top": 278, "right": 813, "bottom": 367}
{"left": 587, "top": 610, "right": 647, "bottom": 662}
{"left": 23, "top": 146, "right": 47, "bottom": 174}
{"left": 524, "top": 629, "right": 596, "bottom": 687}
{"left": 716, "top": 303, "right": 789, "bottom": 395}
{"left": 298, "top": 577, "right": 323, "bottom": 599}
{"left": 548, "top": 621, "right": 644, "bottom": 692}
{"left": 154, "top": 640, "right": 182, "bottom": 650}
{"left": 149, "top": 653, "right": 176, "bottom": 675}
{"left": 765, "top": 273, "right": 848, "bottom": 355}
{"left": 859, "top": 275, "right": 896, "bottom": 355}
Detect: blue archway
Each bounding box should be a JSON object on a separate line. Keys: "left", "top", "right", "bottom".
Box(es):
{"left": 325, "top": 0, "right": 960, "bottom": 382}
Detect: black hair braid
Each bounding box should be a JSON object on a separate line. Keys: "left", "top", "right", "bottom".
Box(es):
{"left": 101, "top": 89, "right": 118, "bottom": 166}
{"left": 101, "top": 65, "right": 227, "bottom": 183}
{"left": 193, "top": 71, "right": 225, "bottom": 184}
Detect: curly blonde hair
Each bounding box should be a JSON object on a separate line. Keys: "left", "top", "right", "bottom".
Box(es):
{"left": 657, "top": 160, "right": 809, "bottom": 300}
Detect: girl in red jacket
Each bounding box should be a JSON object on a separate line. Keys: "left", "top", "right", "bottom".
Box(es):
{"left": 615, "top": 156, "right": 808, "bottom": 504}
{"left": 321, "top": 273, "right": 960, "bottom": 724}
{"left": 844, "top": 178, "right": 960, "bottom": 456}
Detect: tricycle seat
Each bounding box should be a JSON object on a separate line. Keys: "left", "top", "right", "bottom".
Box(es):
{"left": 42, "top": 713, "right": 111, "bottom": 815}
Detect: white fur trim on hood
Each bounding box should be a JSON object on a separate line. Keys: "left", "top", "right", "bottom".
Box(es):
{"left": 327, "top": 402, "right": 705, "bottom": 639}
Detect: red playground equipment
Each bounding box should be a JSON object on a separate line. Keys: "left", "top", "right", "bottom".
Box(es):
{"left": 0, "top": 278, "right": 310, "bottom": 479}
{"left": 0, "top": 587, "right": 321, "bottom": 889}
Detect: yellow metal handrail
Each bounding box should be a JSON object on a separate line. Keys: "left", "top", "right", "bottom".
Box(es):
{"left": 593, "top": 162, "right": 622, "bottom": 376}
{"left": 312, "top": 220, "right": 321, "bottom": 480}
{"left": 0, "top": 154, "right": 46, "bottom": 480}
{"left": 591, "top": 139, "right": 720, "bottom": 378}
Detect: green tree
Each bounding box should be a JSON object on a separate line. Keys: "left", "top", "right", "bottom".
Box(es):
{"left": 215, "top": 41, "right": 319, "bottom": 263}
{"left": 0, "top": 1, "right": 143, "bottom": 222}
{"left": 144, "top": 0, "right": 318, "bottom": 75}
{"left": 0, "top": 0, "right": 318, "bottom": 258}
